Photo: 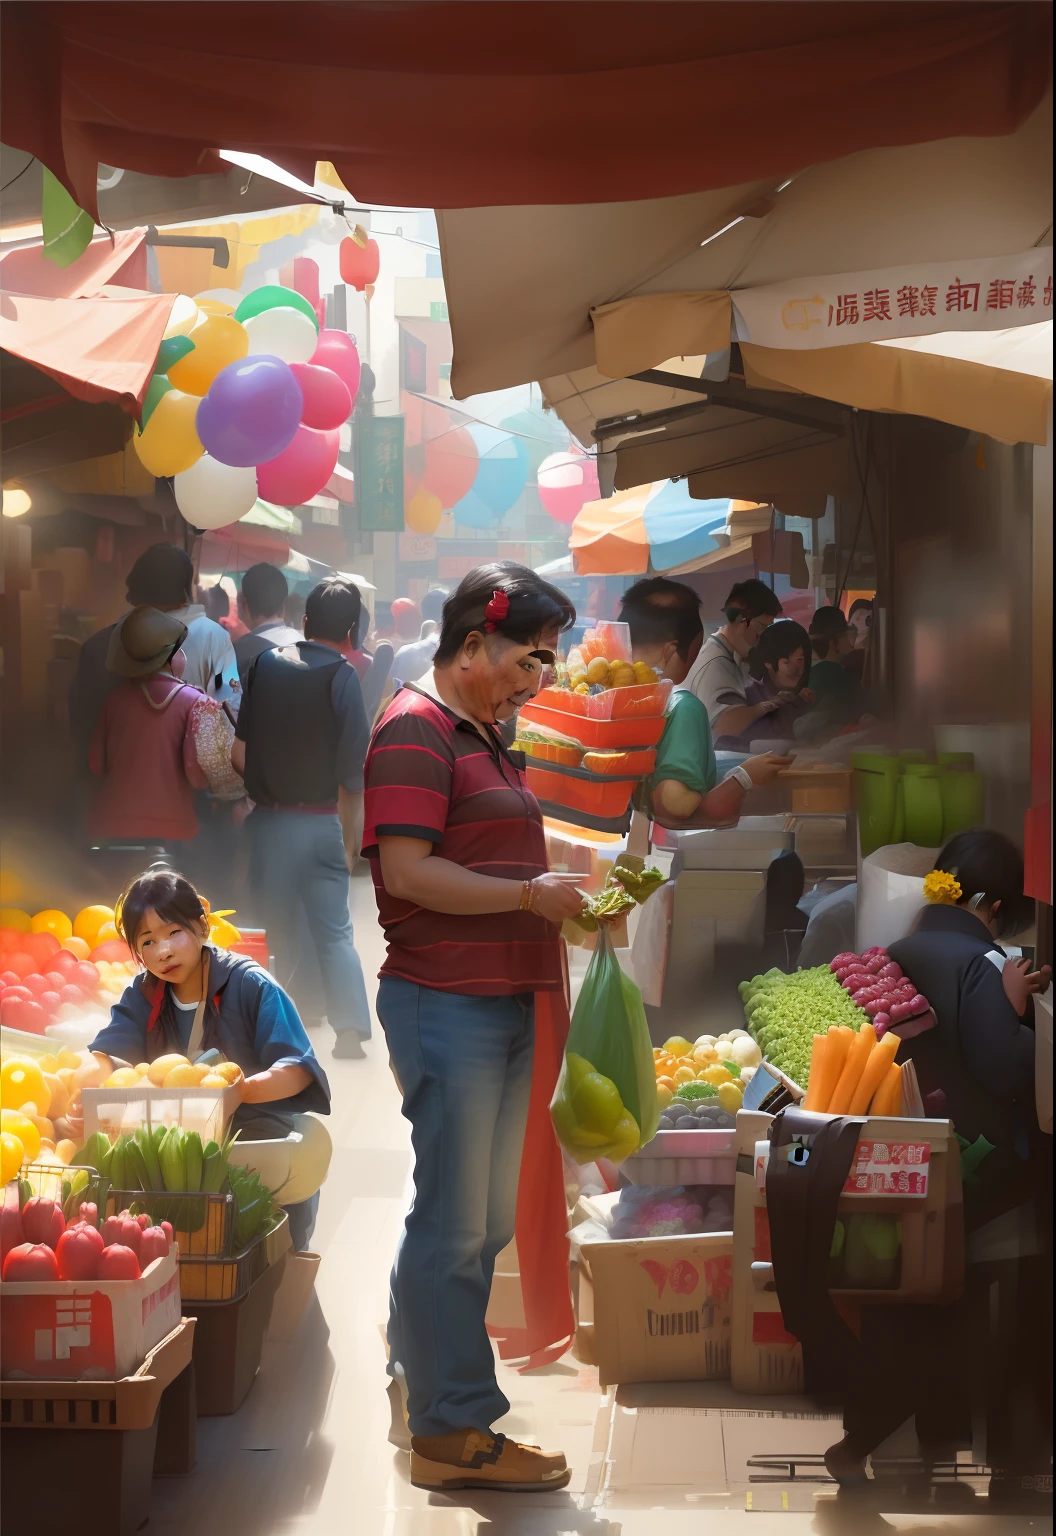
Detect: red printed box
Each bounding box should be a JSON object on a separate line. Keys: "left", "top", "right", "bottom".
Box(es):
{"left": 844, "top": 1140, "right": 931, "bottom": 1197}
{"left": 1, "top": 1250, "right": 180, "bottom": 1381}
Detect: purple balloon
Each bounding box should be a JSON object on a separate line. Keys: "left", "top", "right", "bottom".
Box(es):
{"left": 195, "top": 355, "right": 303, "bottom": 468}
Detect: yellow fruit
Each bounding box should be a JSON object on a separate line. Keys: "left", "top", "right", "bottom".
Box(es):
{"left": 213, "top": 1062, "right": 243, "bottom": 1085}
{"left": 163, "top": 1063, "right": 209, "bottom": 1088}
{"left": 656, "top": 1083, "right": 675, "bottom": 1109}
{"left": 60, "top": 936, "right": 91, "bottom": 960}
{"left": 94, "top": 921, "right": 119, "bottom": 945}
{"left": 1, "top": 1131, "right": 25, "bottom": 1182}
{"left": 610, "top": 665, "right": 636, "bottom": 688}
{"left": 692, "top": 1044, "right": 718, "bottom": 1065}
{"left": 72, "top": 904, "right": 115, "bottom": 948}
{"left": 673, "top": 1065, "right": 696, "bottom": 1085}
{"left": 31, "top": 908, "right": 73, "bottom": 942}
{"left": 39, "top": 1138, "right": 55, "bottom": 1153}
{"left": 198, "top": 1073, "right": 229, "bottom": 1088}
{"left": 135, "top": 1063, "right": 152, "bottom": 1076}
{"left": 632, "top": 661, "right": 658, "bottom": 683}
{"left": 56, "top": 1139, "right": 77, "bottom": 1166}
{"left": 1, "top": 1109, "right": 40, "bottom": 1162}
{"left": 43, "top": 1073, "right": 69, "bottom": 1121}
{"left": 57, "top": 1049, "right": 82, "bottom": 1071}
{"left": 37, "top": 1053, "right": 59, "bottom": 1075}
{"left": 585, "top": 656, "right": 611, "bottom": 685}
{"left": 701, "top": 1064, "right": 733, "bottom": 1086}
{"left": 717, "top": 1081, "right": 743, "bottom": 1113}
{"left": 147, "top": 1054, "right": 191, "bottom": 1087}
{"left": 57, "top": 1068, "right": 77, "bottom": 1091}
{"left": 1, "top": 1057, "right": 49, "bottom": 1115}
{"left": 0, "top": 908, "right": 31, "bottom": 932}
{"left": 105, "top": 1068, "right": 141, "bottom": 1088}
{"left": 656, "top": 1075, "right": 676, "bottom": 1094}
{"left": 662, "top": 1035, "right": 693, "bottom": 1058}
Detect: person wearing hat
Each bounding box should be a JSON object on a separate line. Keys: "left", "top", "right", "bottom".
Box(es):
{"left": 88, "top": 606, "right": 209, "bottom": 846}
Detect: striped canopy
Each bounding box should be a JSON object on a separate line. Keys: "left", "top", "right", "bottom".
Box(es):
{"left": 569, "top": 481, "right": 765, "bottom": 575}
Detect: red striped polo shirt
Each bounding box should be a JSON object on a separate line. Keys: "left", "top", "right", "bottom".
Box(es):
{"left": 363, "top": 685, "right": 562, "bottom": 995}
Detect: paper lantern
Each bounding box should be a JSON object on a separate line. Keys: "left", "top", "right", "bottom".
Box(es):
{"left": 405, "top": 485, "right": 443, "bottom": 535}
{"left": 133, "top": 389, "right": 203, "bottom": 477}
{"left": 257, "top": 425, "right": 340, "bottom": 506}
{"left": 537, "top": 449, "right": 600, "bottom": 525}
{"left": 167, "top": 313, "right": 249, "bottom": 396}
{"left": 421, "top": 425, "right": 478, "bottom": 509}
{"left": 174, "top": 455, "right": 257, "bottom": 529}
{"left": 339, "top": 236, "right": 380, "bottom": 292}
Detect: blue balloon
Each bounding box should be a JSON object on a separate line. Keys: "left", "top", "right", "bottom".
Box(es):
{"left": 452, "top": 486, "right": 507, "bottom": 529}
{"left": 464, "top": 422, "right": 530, "bottom": 515}
{"left": 196, "top": 354, "right": 303, "bottom": 468}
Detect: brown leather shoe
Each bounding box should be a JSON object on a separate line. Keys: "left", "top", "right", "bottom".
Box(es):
{"left": 410, "top": 1429, "right": 570, "bottom": 1492}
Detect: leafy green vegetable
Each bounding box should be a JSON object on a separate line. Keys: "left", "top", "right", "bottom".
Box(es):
{"left": 673, "top": 1081, "right": 718, "bottom": 1101}
{"left": 740, "top": 964, "right": 864, "bottom": 1086}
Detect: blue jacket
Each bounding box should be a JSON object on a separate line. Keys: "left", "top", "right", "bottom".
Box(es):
{"left": 89, "top": 946, "right": 330, "bottom": 1139}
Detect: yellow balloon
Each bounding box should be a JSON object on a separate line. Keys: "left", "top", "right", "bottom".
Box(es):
{"left": 195, "top": 298, "right": 235, "bottom": 316}
{"left": 133, "top": 390, "right": 203, "bottom": 477}
{"left": 167, "top": 312, "right": 249, "bottom": 396}
{"left": 405, "top": 485, "right": 443, "bottom": 535}
{"left": 163, "top": 293, "right": 199, "bottom": 339}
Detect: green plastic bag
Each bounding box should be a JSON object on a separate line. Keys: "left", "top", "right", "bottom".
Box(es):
{"left": 550, "top": 928, "right": 659, "bottom": 1164}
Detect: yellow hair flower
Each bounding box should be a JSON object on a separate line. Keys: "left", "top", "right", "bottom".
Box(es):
{"left": 923, "top": 870, "right": 962, "bottom": 905}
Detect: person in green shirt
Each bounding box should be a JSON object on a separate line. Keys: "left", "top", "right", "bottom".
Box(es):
{"left": 793, "top": 606, "right": 870, "bottom": 743}
{"left": 618, "top": 579, "right": 792, "bottom": 828}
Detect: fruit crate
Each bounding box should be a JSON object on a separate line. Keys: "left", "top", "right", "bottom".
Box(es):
{"left": 81, "top": 1082, "right": 240, "bottom": 1145}
{"left": 104, "top": 1188, "right": 235, "bottom": 1257}
{"left": 519, "top": 700, "right": 668, "bottom": 751}
{"left": 525, "top": 759, "right": 643, "bottom": 821}
{"left": 179, "top": 1211, "right": 291, "bottom": 1303}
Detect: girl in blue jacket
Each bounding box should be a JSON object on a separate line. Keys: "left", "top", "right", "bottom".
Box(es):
{"left": 83, "top": 867, "right": 330, "bottom": 1247}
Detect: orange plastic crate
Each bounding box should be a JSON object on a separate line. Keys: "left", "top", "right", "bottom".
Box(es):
{"left": 519, "top": 701, "right": 666, "bottom": 750}
{"left": 526, "top": 762, "right": 641, "bottom": 819}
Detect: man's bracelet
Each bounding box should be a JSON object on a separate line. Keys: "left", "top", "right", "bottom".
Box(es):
{"left": 726, "top": 765, "right": 753, "bottom": 793}
{"left": 519, "top": 878, "right": 535, "bottom": 911}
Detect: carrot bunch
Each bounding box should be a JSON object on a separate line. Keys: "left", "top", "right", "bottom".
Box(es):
{"left": 802, "top": 1022, "right": 902, "bottom": 1117}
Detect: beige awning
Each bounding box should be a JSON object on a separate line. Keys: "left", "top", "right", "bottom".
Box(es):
{"left": 439, "top": 92, "right": 1052, "bottom": 400}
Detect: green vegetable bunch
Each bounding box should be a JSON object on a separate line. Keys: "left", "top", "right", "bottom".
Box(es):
{"left": 571, "top": 855, "right": 667, "bottom": 931}
{"left": 672, "top": 1081, "right": 718, "bottom": 1102}
{"left": 226, "top": 1161, "right": 279, "bottom": 1251}
{"left": 738, "top": 965, "right": 865, "bottom": 1087}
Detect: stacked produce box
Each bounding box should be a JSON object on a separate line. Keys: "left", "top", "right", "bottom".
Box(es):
{"left": 516, "top": 622, "right": 671, "bottom": 831}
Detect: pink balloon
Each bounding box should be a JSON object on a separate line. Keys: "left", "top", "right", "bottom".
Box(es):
{"left": 537, "top": 450, "right": 600, "bottom": 524}
{"left": 290, "top": 362, "right": 353, "bottom": 431}
{"left": 309, "top": 330, "right": 361, "bottom": 406}
{"left": 256, "top": 425, "right": 340, "bottom": 506}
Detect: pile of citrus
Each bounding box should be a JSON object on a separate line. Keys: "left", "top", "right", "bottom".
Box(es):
{"left": 1, "top": 1050, "right": 85, "bottom": 1177}
{"left": 653, "top": 1031, "right": 762, "bottom": 1117}
{"left": 0, "top": 904, "right": 136, "bottom": 1036}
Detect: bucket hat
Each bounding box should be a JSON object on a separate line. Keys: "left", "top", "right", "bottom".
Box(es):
{"left": 106, "top": 605, "right": 188, "bottom": 677}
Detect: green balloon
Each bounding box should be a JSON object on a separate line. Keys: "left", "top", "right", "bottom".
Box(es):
{"left": 234, "top": 285, "right": 319, "bottom": 331}
{"left": 156, "top": 334, "right": 195, "bottom": 374}
{"left": 140, "top": 373, "right": 173, "bottom": 429}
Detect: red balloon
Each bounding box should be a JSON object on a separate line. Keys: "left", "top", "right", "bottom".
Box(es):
{"left": 308, "top": 330, "right": 361, "bottom": 405}
{"left": 422, "top": 426, "right": 478, "bottom": 510}
{"left": 338, "top": 236, "right": 380, "bottom": 292}
{"left": 290, "top": 362, "right": 353, "bottom": 431}
{"left": 537, "top": 450, "right": 600, "bottom": 525}
{"left": 257, "top": 425, "right": 341, "bottom": 507}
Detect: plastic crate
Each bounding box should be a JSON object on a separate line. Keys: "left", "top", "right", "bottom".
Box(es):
{"left": 0, "top": 1318, "right": 194, "bottom": 1429}
{"left": 184, "top": 1250, "right": 288, "bottom": 1415}
{"left": 621, "top": 1127, "right": 737, "bottom": 1186}
{"left": 525, "top": 760, "right": 641, "bottom": 820}
{"left": 179, "top": 1212, "right": 291, "bottom": 1303}
{"left": 82, "top": 1082, "right": 240, "bottom": 1146}
{"left": 105, "top": 1188, "right": 235, "bottom": 1256}
{"left": 533, "top": 679, "right": 672, "bottom": 720}
{"left": 519, "top": 700, "right": 667, "bottom": 750}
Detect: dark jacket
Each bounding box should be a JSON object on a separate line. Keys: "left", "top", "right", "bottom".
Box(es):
{"left": 89, "top": 945, "right": 330, "bottom": 1139}
{"left": 889, "top": 905, "right": 1035, "bottom": 1159}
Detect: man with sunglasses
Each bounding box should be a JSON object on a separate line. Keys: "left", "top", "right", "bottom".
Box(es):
{"left": 685, "top": 579, "right": 784, "bottom": 744}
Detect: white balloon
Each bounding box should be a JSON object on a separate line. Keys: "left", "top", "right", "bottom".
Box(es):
{"left": 163, "top": 293, "right": 199, "bottom": 339}
{"left": 242, "top": 305, "right": 318, "bottom": 364}
{"left": 175, "top": 454, "right": 258, "bottom": 530}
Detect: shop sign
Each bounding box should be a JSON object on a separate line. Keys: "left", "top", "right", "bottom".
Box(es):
{"left": 356, "top": 414, "right": 405, "bottom": 532}
{"left": 398, "top": 532, "right": 437, "bottom": 563}
{"left": 733, "top": 248, "right": 1053, "bottom": 350}
{"left": 843, "top": 1140, "right": 931, "bottom": 1196}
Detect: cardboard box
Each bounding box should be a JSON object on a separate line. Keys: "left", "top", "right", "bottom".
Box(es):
{"left": 1, "top": 1249, "right": 181, "bottom": 1382}
{"left": 576, "top": 1227, "right": 733, "bottom": 1387}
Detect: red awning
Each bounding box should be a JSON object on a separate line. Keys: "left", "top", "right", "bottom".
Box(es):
{"left": 0, "top": 227, "right": 148, "bottom": 299}
{"left": 1, "top": 3, "right": 1049, "bottom": 216}
{"left": 0, "top": 288, "right": 175, "bottom": 409}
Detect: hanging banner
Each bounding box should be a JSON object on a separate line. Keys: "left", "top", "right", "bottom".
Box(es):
{"left": 355, "top": 413, "right": 405, "bottom": 532}
{"left": 732, "top": 248, "right": 1053, "bottom": 350}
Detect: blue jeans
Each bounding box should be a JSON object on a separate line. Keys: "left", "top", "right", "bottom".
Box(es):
{"left": 379, "top": 977, "right": 535, "bottom": 1437}
{"left": 249, "top": 808, "right": 371, "bottom": 1037}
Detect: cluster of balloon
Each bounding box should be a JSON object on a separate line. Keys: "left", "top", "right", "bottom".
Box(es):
{"left": 450, "top": 424, "right": 531, "bottom": 530}
{"left": 537, "top": 449, "right": 601, "bottom": 525}
{"left": 134, "top": 288, "right": 361, "bottom": 529}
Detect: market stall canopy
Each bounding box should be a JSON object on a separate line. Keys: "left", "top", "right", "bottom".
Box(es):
{"left": 0, "top": 288, "right": 175, "bottom": 409}
{"left": 0, "top": 350, "right": 133, "bottom": 479}
{"left": 1, "top": 2, "right": 1048, "bottom": 218}
{"left": 568, "top": 484, "right": 769, "bottom": 576}
{"left": 439, "top": 89, "right": 1051, "bottom": 398}
{"left": 0, "top": 144, "right": 325, "bottom": 238}
{"left": 0, "top": 226, "right": 148, "bottom": 297}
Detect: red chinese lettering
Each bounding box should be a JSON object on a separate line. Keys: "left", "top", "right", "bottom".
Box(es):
{"left": 946, "top": 278, "right": 980, "bottom": 313}
{"left": 1044, "top": 276, "right": 1053, "bottom": 307}
{"left": 896, "top": 285, "right": 920, "bottom": 318}
{"left": 919, "top": 285, "right": 938, "bottom": 317}
{"left": 1016, "top": 276, "right": 1036, "bottom": 308}
{"left": 863, "top": 288, "right": 892, "bottom": 322}
{"left": 835, "top": 293, "right": 859, "bottom": 326}
{"left": 872, "top": 1142, "right": 890, "bottom": 1164}
{"left": 986, "top": 279, "right": 1015, "bottom": 311}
